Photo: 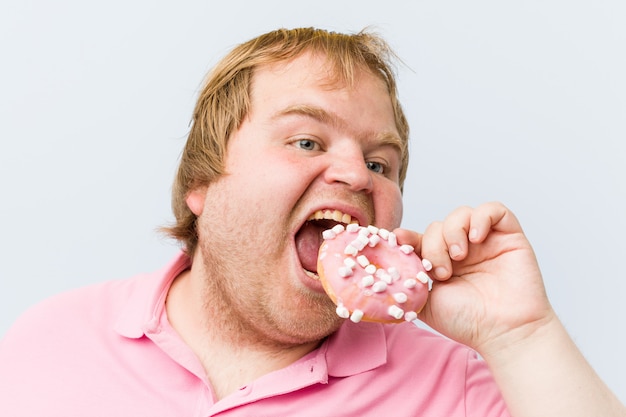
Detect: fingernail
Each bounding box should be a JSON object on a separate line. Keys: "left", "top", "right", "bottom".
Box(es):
{"left": 449, "top": 244, "right": 463, "bottom": 259}
{"left": 469, "top": 228, "right": 478, "bottom": 241}
{"left": 434, "top": 266, "right": 448, "bottom": 279}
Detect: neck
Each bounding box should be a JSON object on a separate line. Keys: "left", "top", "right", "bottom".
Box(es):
{"left": 165, "top": 265, "right": 321, "bottom": 400}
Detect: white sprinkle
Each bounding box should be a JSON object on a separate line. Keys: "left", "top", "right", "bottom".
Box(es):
{"left": 421, "top": 258, "right": 433, "bottom": 271}
{"left": 377, "top": 271, "right": 392, "bottom": 284}
{"left": 399, "top": 244, "right": 414, "bottom": 254}
{"left": 358, "top": 227, "right": 371, "bottom": 236}
{"left": 344, "top": 245, "right": 358, "bottom": 256}
{"left": 388, "top": 232, "right": 398, "bottom": 247}
{"left": 338, "top": 266, "right": 353, "bottom": 278}
{"left": 356, "top": 255, "right": 370, "bottom": 267}
{"left": 393, "top": 292, "right": 408, "bottom": 303}
{"left": 360, "top": 275, "right": 375, "bottom": 287}
{"left": 403, "top": 278, "right": 417, "bottom": 289}
{"left": 388, "top": 305, "right": 405, "bottom": 320}
{"left": 354, "top": 234, "right": 370, "bottom": 250}
{"left": 364, "top": 264, "right": 377, "bottom": 275}
{"left": 367, "top": 225, "right": 379, "bottom": 235}
{"left": 372, "top": 281, "right": 387, "bottom": 293}
{"left": 322, "top": 229, "right": 336, "bottom": 240}
{"left": 346, "top": 223, "right": 360, "bottom": 233}
{"left": 350, "top": 310, "right": 364, "bottom": 323}
{"left": 368, "top": 234, "right": 381, "bottom": 247}
{"left": 350, "top": 238, "right": 367, "bottom": 251}
{"left": 331, "top": 224, "right": 345, "bottom": 234}
{"left": 404, "top": 311, "right": 418, "bottom": 322}
{"left": 388, "top": 267, "right": 400, "bottom": 281}
{"left": 343, "top": 257, "right": 357, "bottom": 269}
{"left": 417, "top": 271, "right": 430, "bottom": 284}
{"left": 378, "top": 228, "right": 390, "bottom": 240}
{"left": 336, "top": 305, "right": 350, "bottom": 318}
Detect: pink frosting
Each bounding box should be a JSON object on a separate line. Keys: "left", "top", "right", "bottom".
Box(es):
{"left": 318, "top": 225, "right": 430, "bottom": 323}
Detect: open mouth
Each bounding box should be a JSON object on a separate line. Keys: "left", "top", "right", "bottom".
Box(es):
{"left": 295, "top": 209, "right": 359, "bottom": 279}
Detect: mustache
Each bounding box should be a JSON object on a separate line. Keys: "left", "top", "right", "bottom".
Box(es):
{"left": 296, "top": 188, "right": 376, "bottom": 226}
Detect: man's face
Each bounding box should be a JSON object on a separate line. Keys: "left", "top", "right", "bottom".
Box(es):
{"left": 188, "top": 52, "right": 404, "bottom": 345}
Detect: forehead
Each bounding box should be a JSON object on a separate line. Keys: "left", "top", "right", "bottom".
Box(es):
{"left": 249, "top": 52, "right": 395, "bottom": 124}
{"left": 247, "top": 52, "right": 402, "bottom": 150}
{"left": 252, "top": 51, "right": 387, "bottom": 93}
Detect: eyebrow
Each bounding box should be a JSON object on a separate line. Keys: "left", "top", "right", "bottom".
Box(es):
{"left": 272, "top": 104, "right": 404, "bottom": 152}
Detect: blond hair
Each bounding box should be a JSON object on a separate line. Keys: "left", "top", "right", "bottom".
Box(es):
{"left": 164, "top": 27, "right": 410, "bottom": 255}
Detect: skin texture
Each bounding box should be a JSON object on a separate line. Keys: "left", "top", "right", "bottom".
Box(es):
{"left": 166, "top": 50, "right": 626, "bottom": 415}
{"left": 396, "top": 204, "right": 549, "bottom": 353}
{"left": 395, "top": 204, "right": 626, "bottom": 417}
{"left": 166, "top": 52, "right": 404, "bottom": 399}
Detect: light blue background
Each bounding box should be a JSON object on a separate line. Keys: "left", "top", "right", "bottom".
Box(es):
{"left": 1, "top": 0, "right": 625, "bottom": 403}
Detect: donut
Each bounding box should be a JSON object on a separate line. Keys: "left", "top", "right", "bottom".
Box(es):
{"left": 317, "top": 224, "right": 431, "bottom": 324}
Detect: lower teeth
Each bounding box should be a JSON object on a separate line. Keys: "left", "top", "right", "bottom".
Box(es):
{"left": 304, "top": 270, "right": 320, "bottom": 280}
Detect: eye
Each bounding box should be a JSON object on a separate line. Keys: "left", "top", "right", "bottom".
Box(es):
{"left": 294, "top": 138, "right": 321, "bottom": 151}
{"left": 366, "top": 160, "right": 385, "bottom": 174}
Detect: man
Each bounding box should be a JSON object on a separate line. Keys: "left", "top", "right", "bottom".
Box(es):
{"left": 1, "top": 27, "right": 624, "bottom": 416}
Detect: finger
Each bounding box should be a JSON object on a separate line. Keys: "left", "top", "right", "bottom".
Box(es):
{"left": 468, "top": 201, "right": 522, "bottom": 243}
{"left": 393, "top": 228, "right": 434, "bottom": 273}
{"left": 441, "top": 205, "right": 474, "bottom": 261}
{"left": 420, "top": 221, "right": 454, "bottom": 280}
{"left": 392, "top": 228, "right": 422, "bottom": 253}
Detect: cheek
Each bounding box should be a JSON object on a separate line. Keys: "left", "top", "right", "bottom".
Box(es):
{"left": 216, "top": 151, "right": 314, "bottom": 227}
{"left": 376, "top": 186, "right": 404, "bottom": 229}
{"left": 390, "top": 193, "right": 404, "bottom": 227}
{"left": 252, "top": 152, "right": 318, "bottom": 200}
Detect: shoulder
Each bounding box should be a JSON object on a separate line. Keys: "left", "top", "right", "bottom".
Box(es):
{"left": 1, "top": 252, "right": 189, "bottom": 349}
{"left": 383, "top": 322, "right": 510, "bottom": 416}
{"left": 0, "top": 277, "right": 141, "bottom": 357}
{"left": 323, "top": 321, "right": 508, "bottom": 416}
{"left": 5, "top": 277, "right": 139, "bottom": 333}
{"left": 382, "top": 322, "right": 490, "bottom": 381}
{"left": 0, "top": 274, "right": 158, "bottom": 416}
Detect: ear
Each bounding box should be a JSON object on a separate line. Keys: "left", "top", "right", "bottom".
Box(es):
{"left": 185, "top": 187, "right": 207, "bottom": 216}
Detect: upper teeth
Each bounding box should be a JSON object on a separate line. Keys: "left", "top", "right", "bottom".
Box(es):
{"left": 308, "top": 209, "right": 358, "bottom": 225}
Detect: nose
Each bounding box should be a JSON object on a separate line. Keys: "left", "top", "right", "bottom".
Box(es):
{"left": 323, "top": 147, "right": 374, "bottom": 193}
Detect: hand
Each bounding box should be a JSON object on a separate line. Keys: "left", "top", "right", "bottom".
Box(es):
{"left": 395, "top": 202, "right": 555, "bottom": 355}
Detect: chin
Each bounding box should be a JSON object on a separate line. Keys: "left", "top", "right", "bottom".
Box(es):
{"left": 272, "top": 294, "right": 343, "bottom": 344}
{"left": 280, "top": 319, "right": 343, "bottom": 346}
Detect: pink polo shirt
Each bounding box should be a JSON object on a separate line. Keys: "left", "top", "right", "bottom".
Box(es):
{"left": 0, "top": 253, "right": 510, "bottom": 416}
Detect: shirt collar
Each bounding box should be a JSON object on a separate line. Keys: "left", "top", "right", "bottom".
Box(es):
{"left": 114, "top": 251, "right": 191, "bottom": 338}
{"left": 114, "top": 252, "right": 388, "bottom": 377}
{"left": 323, "top": 320, "right": 388, "bottom": 377}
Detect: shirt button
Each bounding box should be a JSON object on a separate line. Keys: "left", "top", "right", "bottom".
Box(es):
{"left": 237, "top": 385, "right": 252, "bottom": 396}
